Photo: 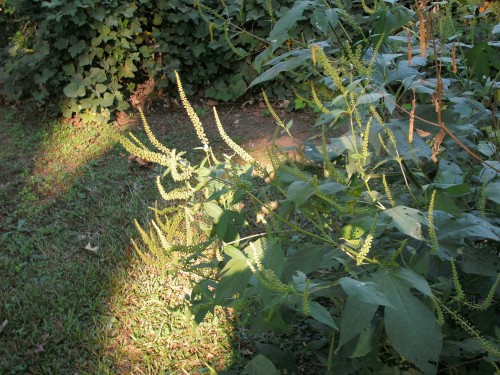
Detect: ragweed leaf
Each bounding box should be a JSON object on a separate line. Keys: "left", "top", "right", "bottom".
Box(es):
{"left": 338, "top": 296, "right": 378, "bottom": 351}
{"left": 339, "top": 277, "right": 394, "bottom": 307}
{"left": 286, "top": 181, "right": 314, "bottom": 206}
{"left": 382, "top": 206, "right": 428, "bottom": 240}
{"left": 310, "top": 301, "right": 338, "bottom": 330}
{"left": 375, "top": 269, "right": 442, "bottom": 375}
{"left": 268, "top": 1, "right": 312, "bottom": 51}
{"left": 244, "top": 355, "right": 279, "bottom": 375}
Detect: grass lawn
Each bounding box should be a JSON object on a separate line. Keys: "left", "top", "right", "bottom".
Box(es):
{"left": 0, "top": 105, "right": 237, "bottom": 374}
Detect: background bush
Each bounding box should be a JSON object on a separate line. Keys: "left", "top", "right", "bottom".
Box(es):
{"left": 0, "top": 0, "right": 320, "bottom": 123}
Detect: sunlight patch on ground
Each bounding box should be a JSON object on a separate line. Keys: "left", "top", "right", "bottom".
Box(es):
{"left": 31, "top": 119, "right": 132, "bottom": 197}
{"left": 97, "top": 255, "right": 237, "bottom": 373}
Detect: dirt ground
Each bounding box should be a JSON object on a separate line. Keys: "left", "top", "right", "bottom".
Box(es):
{"left": 136, "top": 97, "right": 320, "bottom": 166}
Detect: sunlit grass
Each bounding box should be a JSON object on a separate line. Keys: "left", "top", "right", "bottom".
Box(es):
{"left": 31, "top": 119, "right": 126, "bottom": 196}
{"left": 0, "top": 106, "right": 237, "bottom": 373}
{"left": 99, "top": 257, "right": 236, "bottom": 373}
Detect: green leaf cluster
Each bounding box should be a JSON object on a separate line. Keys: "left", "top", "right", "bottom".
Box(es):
{"left": 0, "top": 0, "right": 308, "bottom": 122}
{"left": 123, "top": 1, "right": 499, "bottom": 373}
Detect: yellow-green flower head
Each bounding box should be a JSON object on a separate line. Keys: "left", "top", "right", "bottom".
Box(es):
{"left": 174, "top": 71, "right": 210, "bottom": 147}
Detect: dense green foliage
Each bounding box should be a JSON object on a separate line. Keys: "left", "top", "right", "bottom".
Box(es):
{"left": 1, "top": 0, "right": 499, "bottom": 373}
{"left": 123, "top": 0, "right": 500, "bottom": 374}
{"left": 0, "top": 0, "right": 319, "bottom": 122}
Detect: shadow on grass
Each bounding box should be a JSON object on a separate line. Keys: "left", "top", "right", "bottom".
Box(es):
{"left": 0, "top": 106, "right": 240, "bottom": 373}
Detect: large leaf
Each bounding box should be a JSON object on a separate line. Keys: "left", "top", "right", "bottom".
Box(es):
{"left": 479, "top": 161, "right": 500, "bottom": 183}
{"left": 351, "top": 328, "right": 373, "bottom": 358}
{"left": 382, "top": 206, "right": 428, "bottom": 240}
{"left": 338, "top": 296, "right": 379, "bottom": 350}
{"left": 214, "top": 255, "right": 252, "bottom": 305}
{"left": 244, "top": 355, "right": 279, "bottom": 375}
{"left": 318, "top": 182, "right": 347, "bottom": 195}
{"left": 485, "top": 182, "right": 500, "bottom": 204}
{"left": 268, "top": 1, "right": 312, "bottom": 51}
{"left": 249, "top": 53, "right": 310, "bottom": 87}
{"left": 63, "top": 81, "right": 85, "bottom": 98}
{"left": 435, "top": 160, "right": 464, "bottom": 185}
{"left": 282, "top": 246, "right": 331, "bottom": 280}
{"left": 311, "top": 7, "right": 340, "bottom": 32}
{"left": 100, "top": 92, "right": 115, "bottom": 107}
{"left": 375, "top": 269, "right": 442, "bottom": 374}
{"left": 286, "top": 181, "right": 315, "bottom": 206}
{"left": 243, "top": 238, "right": 286, "bottom": 276}
{"left": 310, "top": 301, "right": 338, "bottom": 330}
{"left": 372, "top": 6, "right": 415, "bottom": 45}
{"left": 356, "top": 93, "right": 385, "bottom": 105}
{"left": 435, "top": 211, "right": 500, "bottom": 244}
{"left": 339, "top": 277, "right": 394, "bottom": 307}
{"left": 204, "top": 202, "right": 224, "bottom": 221}
{"left": 393, "top": 268, "right": 432, "bottom": 296}
{"left": 256, "top": 343, "right": 298, "bottom": 373}
{"left": 460, "top": 247, "right": 500, "bottom": 276}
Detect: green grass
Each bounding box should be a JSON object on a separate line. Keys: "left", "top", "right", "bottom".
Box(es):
{"left": 0, "top": 106, "right": 237, "bottom": 374}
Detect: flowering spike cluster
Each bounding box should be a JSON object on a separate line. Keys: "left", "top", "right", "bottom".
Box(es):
{"left": 175, "top": 71, "right": 209, "bottom": 147}
{"left": 409, "top": 89, "right": 416, "bottom": 143}
{"left": 407, "top": 29, "right": 413, "bottom": 66}
{"left": 152, "top": 220, "right": 170, "bottom": 251}
{"left": 257, "top": 269, "right": 294, "bottom": 294}
{"left": 213, "top": 106, "right": 254, "bottom": 164}
{"left": 310, "top": 81, "right": 330, "bottom": 114}
{"left": 302, "top": 279, "right": 311, "bottom": 316}
{"left": 430, "top": 296, "right": 444, "bottom": 326}
{"left": 451, "top": 42, "right": 458, "bottom": 74}
{"left": 356, "top": 214, "right": 378, "bottom": 265}
{"left": 440, "top": 301, "right": 500, "bottom": 357}
{"left": 361, "top": 116, "right": 372, "bottom": 163}
{"left": 383, "top": 174, "right": 396, "bottom": 207}
{"left": 139, "top": 108, "right": 172, "bottom": 155}
{"left": 451, "top": 259, "right": 465, "bottom": 302}
{"left": 391, "top": 239, "right": 408, "bottom": 262}
{"left": 417, "top": 1, "right": 428, "bottom": 58}
{"left": 473, "top": 274, "right": 500, "bottom": 311}
{"left": 224, "top": 22, "right": 248, "bottom": 58}
{"left": 311, "top": 45, "right": 318, "bottom": 67}
{"left": 478, "top": 178, "right": 487, "bottom": 215}
{"left": 184, "top": 205, "right": 193, "bottom": 246}
{"left": 264, "top": 0, "right": 274, "bottom": 21}
{"left": 356, "top": 234, "right": 374, "bottom": 265}
{"left": 120, "top": 135, "right": 170, "bottom": 167}
{"left": 361, "top": 0, "right": 375, "bottom": 14}
{"left": 262, "top": 90, "right": 291, "bottom": 136}
{"left": 314, "top": 46, "right": 347, "bottom": 96}
{"left": 169, "top": 149, "right": 194, "bottom": 182}
{"left": 428, "top": 189, "right": 439, "bottom": 253}
{"left": 156, "top": 176, "right": 193, "bottom": 201}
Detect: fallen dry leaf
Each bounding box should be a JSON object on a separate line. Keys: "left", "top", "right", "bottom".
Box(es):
{"left": 127, "top": 154, "right": 152, "bottom": 168}
{"left": 135, "top": 157, "right": 149, "bottom": 166}
{"left": 84, "top": 242, "right": 99, "bottom": 255}
{"left": 416, "top": 128, "right": 432, "bottom": 138}
{"left": 205, "top": 99, "right": 219, "bottom": 106}
{"left": 432, "top": 128, "right": 446, "bottom": 163}
{"left": 278, "top": 99, "right": 290, "bottom": 108}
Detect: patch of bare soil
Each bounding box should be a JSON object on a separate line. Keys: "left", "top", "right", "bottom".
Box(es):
{"left": 140, "top": 97, "right": 319, "bottom": 166}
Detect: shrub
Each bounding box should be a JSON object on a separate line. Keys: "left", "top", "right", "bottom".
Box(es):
{"left": 123, "top": 1, "right": 500, "bottom": 373}
{"left": 0, "top": 0, "right": 321, "bottom": 123}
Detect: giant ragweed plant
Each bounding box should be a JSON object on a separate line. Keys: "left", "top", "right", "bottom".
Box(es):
{"left": 123, "top": 69, "right": 499, "bottom": 375}
{"left": 123, "top": 2, "right": 499, "bottom": 372}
